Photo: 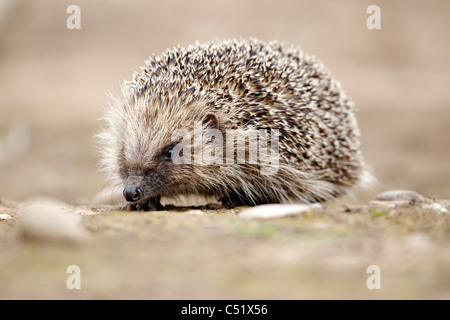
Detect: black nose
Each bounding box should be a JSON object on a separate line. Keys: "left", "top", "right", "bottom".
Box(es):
{"left": 123, "top": 185, "right": 143, "bottom": 202}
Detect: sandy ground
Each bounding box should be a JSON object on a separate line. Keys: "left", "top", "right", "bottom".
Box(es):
{"left": 1, "top": 197, "right": 449, "bottom": 299}
{"left": 0, "top": 0, "right": 449, "bottom": 299}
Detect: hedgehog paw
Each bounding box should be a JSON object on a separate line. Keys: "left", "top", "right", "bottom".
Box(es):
{"left": 123, "top": 196, "right": 164, "bottom": 211}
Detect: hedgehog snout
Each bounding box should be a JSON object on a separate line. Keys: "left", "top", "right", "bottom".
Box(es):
{"left": 123, "top": 175, "right": 146, "bottom": 202}
{"left": 123, "top": 185, "right": 143, "bottom": 202}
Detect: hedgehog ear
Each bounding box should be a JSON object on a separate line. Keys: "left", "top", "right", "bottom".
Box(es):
{"left": 202, "top": 112, "right": 219, "bottom": 129}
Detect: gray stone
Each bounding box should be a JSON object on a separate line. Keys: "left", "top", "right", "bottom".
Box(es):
{"left": 374, "top": 190, "right": 425, "bottom": 202}
{"left": 18, "top": 201, "right": 84, "bottom": 244}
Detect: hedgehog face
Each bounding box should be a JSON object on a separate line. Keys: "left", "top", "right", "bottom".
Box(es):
{"left": 117, "top": 97, "right": 222, "bottom": 205}
{"left": 118, "top": 123, "right": 184, "bottom": 204}
{"left": 120, "top": 145, "right": 176, "bottom": 203}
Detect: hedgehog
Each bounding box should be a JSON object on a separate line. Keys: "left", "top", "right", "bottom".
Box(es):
{"left": 97, "top": 38, "right": 373, "bottom": 211}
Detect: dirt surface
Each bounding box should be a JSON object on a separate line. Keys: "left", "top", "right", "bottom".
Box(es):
{"left": 1, "top": 198, "right": 449, "bottom": 299}
{"left": 0, "top": 0, "right": 449, "bottom": 299}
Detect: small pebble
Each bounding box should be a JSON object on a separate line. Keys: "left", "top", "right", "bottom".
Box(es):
{"left": 420, "top": 202, "right": 448, "bottom": 214}
{"left": 239, "top": 204, "right": 311, "bottom": 219}
{"left": 186, "top": 209, "right": 204, "bottom": 215}
{"left": 375, "top": 190, "right": 425, "bottom": 202}
{"left": 18, "top": 201, "right": 84, "bottom": 245}
{"left": 0, "top": 213, "right": 11, "bottom": 220}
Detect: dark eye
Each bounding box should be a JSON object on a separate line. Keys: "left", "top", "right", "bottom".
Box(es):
{"left": 163, "top": 146, "right": 174, "bottom": 161}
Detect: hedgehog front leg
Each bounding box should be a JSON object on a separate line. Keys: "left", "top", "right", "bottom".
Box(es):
{"left": 123, "top": 196, "right": 164, "bottom": 211}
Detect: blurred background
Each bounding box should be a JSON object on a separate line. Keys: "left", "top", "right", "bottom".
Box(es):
{"left": 0, "top": 0, "right": 449, "bottom": 205}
